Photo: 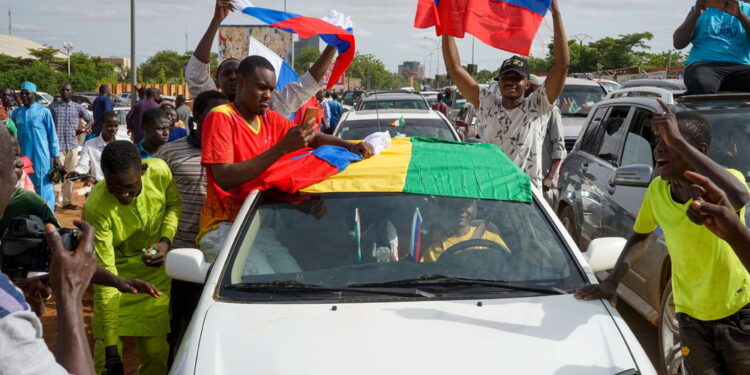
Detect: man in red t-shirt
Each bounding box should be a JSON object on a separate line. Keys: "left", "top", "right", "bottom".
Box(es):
{"left": 198, "top": 56, "right": 373, "bottom": 258}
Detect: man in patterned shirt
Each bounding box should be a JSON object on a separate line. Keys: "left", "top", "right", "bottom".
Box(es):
{"left": 49, "top": 83, "right": 94, "bottom": 209}
{"left": 441, "top": 0, "right": 569, "bottom": 189}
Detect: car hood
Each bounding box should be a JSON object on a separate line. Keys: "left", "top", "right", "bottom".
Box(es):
{"left": 191, "top": 295, "right": 640, "bottom": 374}
{"left": 561, "top": 115, "right": 587, "bottom": 140}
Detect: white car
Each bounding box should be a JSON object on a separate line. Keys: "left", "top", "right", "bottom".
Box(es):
{"left": 166, "top": 139, "right": 656, "bottom": 375}
{"left": 333, "top": 109, "right": 460, "bottom": 141}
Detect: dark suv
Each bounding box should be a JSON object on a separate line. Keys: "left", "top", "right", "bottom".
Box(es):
{"left": 556, "top": 87, "right": 750, "bottom": 375}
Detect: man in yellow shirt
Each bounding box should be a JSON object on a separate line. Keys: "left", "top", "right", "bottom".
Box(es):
{"left": 85, "top": 141, "right": 182, "bottom": 374}
{"left": 575, "top": 99, "right": 750, "bottom": 374}
{"left": 421, "top": 199, "right": 508, "bottom": 262}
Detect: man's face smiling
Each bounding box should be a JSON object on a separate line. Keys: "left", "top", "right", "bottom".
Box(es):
{"left": 654, "top": 137, "right": 695, "bottom": 181}
{"left": 499, "top": 71, "right": 529, "bottom": 100}
{"left": 238, "top": 67, "right": 276, "bottom": 116}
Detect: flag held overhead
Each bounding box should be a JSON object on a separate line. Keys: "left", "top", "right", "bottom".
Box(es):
{"left": 230, "top": 0, "right": 356, "bottom": 89}
{"left": 414, "top": 0, "right": 551, "bottom": 55}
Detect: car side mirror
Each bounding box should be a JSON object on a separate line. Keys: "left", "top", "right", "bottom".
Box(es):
{"left": 613, "top": 164, "right": 652, "bottom": 187}
{"left": 166, "top": 248, "right": 211, "bottom": 284}
{"left": 584, "top": 237, "right": 626, "bottom": 272}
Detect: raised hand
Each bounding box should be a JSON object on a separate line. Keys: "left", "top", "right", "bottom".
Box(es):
{"left": 652, "top": 98, "right": 684, "bottom": 148}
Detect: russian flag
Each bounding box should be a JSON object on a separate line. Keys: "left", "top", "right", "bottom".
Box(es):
{"left": 231, "top": 0, "right": 355, "bottom": 89}
{"left": 248, "top": 37, "right": 299, "bottom": 93}
{"left": 411, "top": 208, "right": 423, "bottom": 261}
{"left": 414, "top": 0, "right": 551, "bottom": 56}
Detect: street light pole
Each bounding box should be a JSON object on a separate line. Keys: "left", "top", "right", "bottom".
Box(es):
{"left": 62, "top": 42, "right": 73, "bottom": 75}
{"left": 131, "top": 0, "right": 137, "bottom": 108}
{"left": 423, "top": 37, "right": 440, "bottom": 77}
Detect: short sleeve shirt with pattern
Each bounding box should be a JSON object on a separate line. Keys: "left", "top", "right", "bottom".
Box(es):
{"left": 477, "top": 86, "right": 554, "bottom": 188}
{"left": 199, "top": 104, "right": 294, "bottom": 241}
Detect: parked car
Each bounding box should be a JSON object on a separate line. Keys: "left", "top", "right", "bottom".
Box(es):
{"left": 341, "top": 90, "right": 364, "bottom": 107}
{"left": 556, "top": 87, "right": 750, "bottom": 375}
{"left": 356, "top": 91, "right": 430, "bottom": 111}
{"left": 545, "top": 77, "right": 608, "bottom": 151}
{"left": 453, "top": 102, "right": 480, "bottom": 141}
{"left": 594, "top": 79, "right": 621, "bottom": 94}
{"left": 35, "top": 91, "right": 54, "bottom": 106}
{"left": 447, "top": 84, "right": 488, "bottom": 121}
{"left": 333, "top": 109, "right": 460, "bottom": 141}
{"left": 166, "top": 138, "right": 655, "bottom": 375}
{"left": 621, "top": 79, "right": 686, "bottom": 91}
{"left": 71, "top": 95, "right": 93, "bottom": 107}
{"left": 419, "top": 91, "right": 440, "bottom": 107}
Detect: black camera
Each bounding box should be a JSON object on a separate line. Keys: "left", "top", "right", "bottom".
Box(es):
{"left": 0, "top": 215, "right": 80, "bottom": 279}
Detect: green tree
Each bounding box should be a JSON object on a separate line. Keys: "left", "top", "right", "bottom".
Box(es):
{"left": 294, "top": 47, "right": 321, "bottom": 75}
{"left": 28, "top": 47, "right": 64, "bottom": 71}
{"left": 347, "top": 53, "right": 391, "bottom": 89}
{"left": 69, "top": 52, "right": 118, "bottom": 82}
{"left": 138, "top": 50, "right": 192, "bottom": 84}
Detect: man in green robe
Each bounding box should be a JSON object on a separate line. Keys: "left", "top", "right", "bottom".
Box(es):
{"left": 86, "top": 140, "right": 181, "bottom": 374}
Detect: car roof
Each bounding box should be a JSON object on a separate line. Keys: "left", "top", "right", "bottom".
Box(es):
{"left": 343, "top": 109, "right": 444, "bottom": 120}
{"left": 589, "top": 91, "right": 750, "bottom": 113}
{"left": 361, "top": 92, "right": 426, "bottom": 101}
{"left": 621, "top": 79, "right": 686, "bottom": 90}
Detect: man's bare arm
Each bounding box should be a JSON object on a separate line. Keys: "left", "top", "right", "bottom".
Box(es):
{"left": 442, "top": 36, "right": 479, "bottom": 107}
{"left": 542, "top": 0, "right": 570, "bottom": 105}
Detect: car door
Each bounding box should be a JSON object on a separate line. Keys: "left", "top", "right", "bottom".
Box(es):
{"left": 575, "top": 106, "right": 632, "bottom": 248}
{"left": 604, "top": 106, "right": 669, "bottom": 313}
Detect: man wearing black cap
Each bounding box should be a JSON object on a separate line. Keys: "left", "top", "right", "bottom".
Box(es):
{"left": 442, "top": 0, "right": 569, "bottom": 189}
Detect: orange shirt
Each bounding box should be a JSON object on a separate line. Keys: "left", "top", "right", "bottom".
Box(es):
{"left": 198, "top": 103, "right": 294, "bottom": 241}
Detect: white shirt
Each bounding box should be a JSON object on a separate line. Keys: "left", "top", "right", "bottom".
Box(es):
{"left": 73, "top": 134, "right": 131, "bottom": 181}
{"left": 185, "top": 55, "right": 321, "bottom": 118}
{"left": 477, "top": 86, "right": 554, "bottom": 189}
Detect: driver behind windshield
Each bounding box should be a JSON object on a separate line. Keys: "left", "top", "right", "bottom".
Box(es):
{"left": 420, "top": 199, "right": 509, "bottom": 262}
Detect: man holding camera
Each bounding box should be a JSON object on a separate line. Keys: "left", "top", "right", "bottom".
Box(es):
{"left": 85, "top": 141, "right": 181, "bottom": 374}
{"left": 0, "top": 118, "right": 96, "bottom": 375}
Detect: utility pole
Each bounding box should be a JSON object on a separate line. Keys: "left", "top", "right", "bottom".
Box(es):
{"left": 130, "top": 0, "right": 137, "bottom": 107}
{"left": 471, "top": 36, "right": 475, "bottom": 65}
{"left": 62, "top": 42, "right": 73, "bottom": 75}
{"left": 665, "top": 49, "right": 672, "bottom": 78}
{"left": 8, "top": 8, "right": 11, "bottom": 35}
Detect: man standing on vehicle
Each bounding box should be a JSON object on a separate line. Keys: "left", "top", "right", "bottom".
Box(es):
{"left": 575, "top": 100, "right": 750, "bottom": 374}
{"left": 198, "top": 56, "right": 374, "bottom": 261}
{"left": 49, "top": 83, "right": 94, "bottom": 209}
{"left": 441, "top": 0, "right": 569, "bottom": 189}
{"left": 674, "top": 0, "right": 750, "bottom": 94}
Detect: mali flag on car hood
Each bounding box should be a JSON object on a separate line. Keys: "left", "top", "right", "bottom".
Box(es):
{"left": 302, "top": 137, "right": 531, "bottom": 203}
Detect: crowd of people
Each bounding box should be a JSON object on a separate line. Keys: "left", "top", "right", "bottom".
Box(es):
{"left": 1, "top": 0, "right": 750, "bottom": 374}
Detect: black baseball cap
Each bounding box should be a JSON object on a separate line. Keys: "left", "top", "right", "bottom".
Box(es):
{"left": 498, "top": 56, "right": 530, "bottom": 78}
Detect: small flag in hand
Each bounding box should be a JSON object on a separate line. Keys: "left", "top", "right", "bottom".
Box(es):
{"left": 390, "top": 116, "right": 405, "bottom": 127}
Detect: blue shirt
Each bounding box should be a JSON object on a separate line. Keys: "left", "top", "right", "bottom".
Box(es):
{"left": 136, "top": 142, "right": 155, "bottom": 159}
{"left": 328, "top": 99, "right": 344, "bottom": 129}
{"left": 92, "top": 95, "right": 114, "bottom": 135}
{"left": 167, "top": 126, "right": 188, "bottom": 143}
{"left": 686, "top": 3, "right": 750, "bottom": 66}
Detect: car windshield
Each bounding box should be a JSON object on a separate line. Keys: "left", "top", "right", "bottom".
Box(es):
{"left": 697, "top": 108, "right": 750, "bottom": 182}
{"left": 452, "top": 91, "right": 466, "bottom": 109}
{"left": 557, "top": 85, "right": 605, "bottom": 116}
{"left": 360, "top": 99, "right": 429, "bottom": 110}
{"left": 336, "top": 119, "right": 456, "bottom": 140}
{"left": 219, "top": 192, "right": 585, "bottom": 301}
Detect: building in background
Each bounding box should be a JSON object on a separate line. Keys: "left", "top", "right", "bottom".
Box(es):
{"left": 398, "top": 61, "right": 424, "bottom": 79}
{"left": 101, "top": 57, "right": 131, "bottom": 70}
{"left": 294, "top": 36, "right": 319, "bottom": 58}
{"left": 0, "top": 34, "right": 67, "bottom": 59}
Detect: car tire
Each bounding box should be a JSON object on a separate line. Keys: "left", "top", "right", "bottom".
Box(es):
{"left": 558, "top": 205, "right": 579, "bottom": 247}
{"left": 658, "top": 282, "right": 687, "bottom": 375}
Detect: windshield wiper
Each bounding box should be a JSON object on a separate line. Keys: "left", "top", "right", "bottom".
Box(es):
{"left": 351, "top": 275, "right": 567, "bottom": 295}
{"left": 225, "top": 280, "right": 435, "bottom": 298}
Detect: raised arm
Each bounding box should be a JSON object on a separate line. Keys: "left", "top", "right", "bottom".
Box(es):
{"left": 543, "top": 0, "right": 570, "bottom": 105}
{"left": 654, "top": 99, "right": 750, "bottom": 209}
{"left": 674, "top": 1, "right": 704, "bottom": 49}
{"left": 194, "top": 0, "right": 233, "bottom": 64}
{"left": 442, "top": 36, "right": 480, "bottom": 107}
{"left": 270, "top": 46, "right": 335, "bottom": 118}
{"left": 724, "top": 0, "right": 750, "bottom": 42}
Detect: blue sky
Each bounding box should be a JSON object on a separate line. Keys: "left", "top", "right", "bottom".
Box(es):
{"left": 3, "top": 0, "right": 691, "bottom": 72}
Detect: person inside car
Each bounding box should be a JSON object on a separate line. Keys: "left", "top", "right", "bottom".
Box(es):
{"left": 674, "top": 0, "right": 750, "bottom": 94}
{"left": 420, "top": 199, "right": 509, "bottom": 262}
{"left": 575, "top": 99, "right": 750, "bottom": 374}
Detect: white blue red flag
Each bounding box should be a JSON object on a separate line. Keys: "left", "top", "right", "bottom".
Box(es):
{"left": 231, "top": 0, "right": 355, "bottom": 89}
{"left": 410, "top": 208, "right": 423, "bottom": 261}
{"left": 414, "top": 0, "right": 551, "bottom": 55}
{"left": 248, "top": 37, "right": 299, "bottom": 93}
